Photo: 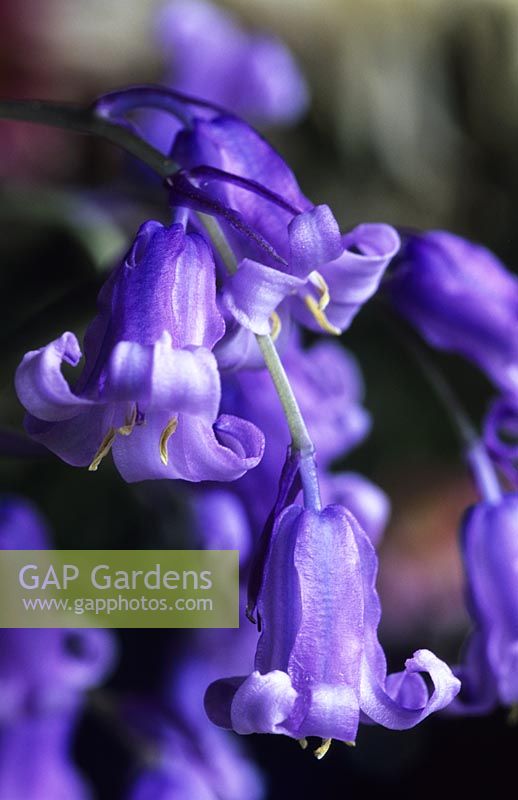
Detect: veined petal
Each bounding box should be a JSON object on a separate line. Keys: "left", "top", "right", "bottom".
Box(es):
{"left": 171, "top": 232, "right": 225, "bottom": 349}
{"left": 292, "top": 223, "right": 400, "bottom": 332}
{"left": 173, "top": 115, "right": 311, "bottom": 261}
{"left": 360, "top": 649, "right": 461, "bottom": 729}
{"left": 104, "top": 332, "right": 220, "bottom": 419}
{"left": 222, "top": 259, "right": 303, "bottom": 334}
{"left": 230, "top": 670, "right": 298, "bottom": 735}
{"left": 112, "top": 411, "right": 264, "bottom": 483}
{"left": 15, "top": 333, "right": 93, "bottom": 422}
{"left": 78, "top": 222, "right": 224, "bottom": 394}
{"left": 254, "top": 505, "right": 363, "bottom": 742}
{"left": 320, "top": 472, "right": 390, "bottom": 548}
{"left": 288, "top": 205, "right": 342, "bottom": 278}
{"left": 24, "top": 405, "right": 119, "bottom": 468}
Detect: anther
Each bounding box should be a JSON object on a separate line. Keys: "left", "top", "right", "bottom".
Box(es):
{"left": 270, "top": 311, "right": 282, "bottom": 341}
{"left": 159, "top": 417, "right": 179, "bottom": 466}
{"left": 313, "top": 738, "right": 332, "bottom": 760}
{"left": 89, "top": 428, "right": 117, "bottom": 472}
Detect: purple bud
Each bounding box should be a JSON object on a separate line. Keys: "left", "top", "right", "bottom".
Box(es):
{"left": 388, "top": 231, "right": 518, "bottom": 393}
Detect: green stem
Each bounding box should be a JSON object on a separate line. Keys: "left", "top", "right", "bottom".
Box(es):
{"left": 0, "top": 99, "right": 178, "bottom": 177}
{"left": 255, "top": 334, "right": 314, "bottom": 454}
{"left": 196, "top": 215, "right": 314, "bottom": 453}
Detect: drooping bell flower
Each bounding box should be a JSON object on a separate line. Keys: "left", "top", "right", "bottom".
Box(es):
{"left": 156, "top": 0, "right": 308, "bottom": 126}
{"left": 168, "top": 115, "right": 399, "bottom": 338}
{"left": 205, "top": 504, "right": 460, "bottom": 750}
{"left": 448, "top": 493, "right": 518, "bottom": 715}
{"left": 386, "top": 230, "right": 518, "bottom": 394}
{"left": 15, "top": 220, "right": 264, "bottom": 483}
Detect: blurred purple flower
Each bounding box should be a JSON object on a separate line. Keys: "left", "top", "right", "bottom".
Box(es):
{"left": 126, "top": 601, "right": 264, "bottom": 800}
{"left": 449, "top": 494, "right": 518, "bottom": 714}
{"left": 387, "top": 231, "right": 518, "bottom": 393}
{"left": 157, "top": 0, "right": 309, "bottom": 126}
{"left": 320, "top": 472, "right": 390, "bottom": 549}
{"left": 15, "top": 220, "right": 264, "bottom": 483}
{"left": 206, "top": 504, "right": 459, "bottom": 745}
{"left": 0, "top": 496, "right": 115, "bottom": 799}
{"left": 483, "top": 396, "right": 518, "bottom": 488}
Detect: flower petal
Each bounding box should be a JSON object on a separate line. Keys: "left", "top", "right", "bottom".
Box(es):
{"left": 230, "top": 670, "right": 298, "bottom": 735}
{"left": 24, "top": 405, "right": 117, "bottom": 467}
{"left": 320, "top": 472, "right": 390, "bottom": 548}
{"left": 104, "top": 332, "right": 221, "bottom": 419}
{"left": 288, "top": 205, "right": 342, "bottom": 278}
{"left": 387, "top": 231, "right": 518, "bottom": 394}
{"left": 222, "top": 259, "right": 303, "bottom": 334}
{"left": 352, "top": 510, "right": 460, "bottom": 727}
{"left": 293, "top": 223, "right": 400, "bottom": 332}
{"left": 112, "top": 411, "right": 264, "bottom": 483}
{"left": 15, "top": 333, "right": 93, "bottom": 422}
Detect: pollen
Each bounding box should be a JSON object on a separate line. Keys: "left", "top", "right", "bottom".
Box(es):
{"left": 159, "top": 416, "right": 179, "bottom": 466}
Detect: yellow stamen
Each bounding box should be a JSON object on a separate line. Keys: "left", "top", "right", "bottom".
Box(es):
{"left": 159, "top": 417, "right": 179, "bottom": 466}
{"left": 304, "top": 295, "right": 341, "bottom": 336}
{"left": 89, "top": 428, "right": 117, "bottom": 472}
{"left": 313, "top": 738, "right": 332, "bottom": 760}
{"left": 508, "top": 704, "right": 518, "bottom": 725}
{"left": 308, "top": 270, "right": 331, "bottom": 311}
{"left": 88, "top": 405, "right": 139, "bottom": 472}
{"left": 118, "top": 405, "right": 138, "bottom": 436}
{"left": 269, "top": 311, "right": 282, "bottom": 342}
{"left": 298, "top": 738, "right": 308, "bottom": 750}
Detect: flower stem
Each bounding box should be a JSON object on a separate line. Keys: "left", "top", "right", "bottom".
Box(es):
{"left": 387, "top": 315, "right": 502, "bottom": 503}
{"left": 0, "top": 99, "right": 178, "bottom": 176}
{"left": 197, "top": 218, "right": 321, "bottom": 508}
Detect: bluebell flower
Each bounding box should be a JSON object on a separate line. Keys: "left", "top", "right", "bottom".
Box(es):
{"left": 449, "top": 493, "right": 518, "bottom": 714}
{"left": 157, "top": 0, "right": 309, "bottom": 126}
{"left": 387, "top": 230, "right": 518, "bottom": 394}
{"left": 0, "top": 496, "right": 115, "bottom": 799}
{"left": 483, "top": 396, "right": 518, "bottom": 488}
{"left": 126, "top": 600, "right": 264, "bottom": 800}
{"left": 15, "top": 220, "right": 264, "bottom": 482}
{"left": 205, "top": 504, "right": 459, "bottom": 747}
{"left": 169, "top": 115, "right": 399, "bottom": 339}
